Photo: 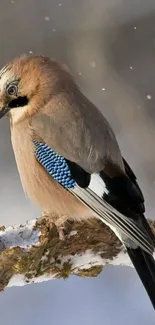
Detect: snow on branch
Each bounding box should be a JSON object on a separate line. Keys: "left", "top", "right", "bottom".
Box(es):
{"left": 0, "top": 217, "right": 154, "bottom": 290}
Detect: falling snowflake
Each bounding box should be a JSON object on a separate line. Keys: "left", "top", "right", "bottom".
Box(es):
{"left": 146, "top": 94, "right": 152, "bottom": 100}
{"left": 101, "top": 88, "right": 105, "bottom": 91}
{"left": 44, "top": 16, "right": 50, "bottom": 21}
{"left": 90, "top": 61, "right": 96, "bottom": 68}
{"left": 134, "top": 26, "right": 137, "bottom": 30}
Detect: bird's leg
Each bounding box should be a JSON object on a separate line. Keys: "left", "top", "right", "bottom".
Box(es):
{"left": 54, "top": 215, "right": 68, "bottom": 241}
{"left": 41, "top": 211, "right": 68, "bottom": 241}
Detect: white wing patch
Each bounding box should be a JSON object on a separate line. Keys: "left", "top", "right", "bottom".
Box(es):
{"left": 89, "top": 173, "right": 108, "bottom": 198}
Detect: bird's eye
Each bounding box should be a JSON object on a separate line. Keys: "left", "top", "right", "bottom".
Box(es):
{"left": 7, "top": 84, "right": 18, "bottom": 96}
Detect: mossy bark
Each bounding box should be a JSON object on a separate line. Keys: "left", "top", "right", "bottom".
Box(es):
{"left": 0, "top": 217, "right": 155, "bottom": 290}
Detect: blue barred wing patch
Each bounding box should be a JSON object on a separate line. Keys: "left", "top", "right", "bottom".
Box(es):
{"left": 33, "top": 140, "right": 76, "bottom": 189}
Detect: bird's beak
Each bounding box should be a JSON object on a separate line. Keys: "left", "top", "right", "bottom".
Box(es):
{"left": 0, "top": 104, "right": 10, "bottom": 119}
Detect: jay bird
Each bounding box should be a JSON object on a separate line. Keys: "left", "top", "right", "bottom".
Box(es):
{"left": 0, "top": 55, "right": 155, "bottom": 308}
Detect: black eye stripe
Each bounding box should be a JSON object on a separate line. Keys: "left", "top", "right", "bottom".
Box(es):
{"left": 8, "top": 96, "right": 28, "bottom": 108}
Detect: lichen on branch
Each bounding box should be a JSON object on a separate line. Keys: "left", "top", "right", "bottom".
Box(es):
{"left": 0, "top": 217, "right": 154, "bottom": 290}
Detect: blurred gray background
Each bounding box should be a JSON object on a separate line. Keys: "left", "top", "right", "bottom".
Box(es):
{"left": 0, "top": 0, "right": 155, "bottom": 323}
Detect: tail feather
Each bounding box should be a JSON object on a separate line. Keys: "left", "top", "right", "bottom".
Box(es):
{"left": 62, "top": 156, "right": 155, "bottom": 308}
{"left": 126, "top": 247, "right": 155, "bottom": 309}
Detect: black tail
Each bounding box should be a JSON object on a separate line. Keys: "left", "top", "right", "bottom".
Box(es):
{"left": 100, "top": 158, "right": 155, "bottom": 309}
{"left": 127, "top": 247, "right": 155, "bottom": 309}
{"left": 67, "top": 157, "right": 155, "bottom": 307}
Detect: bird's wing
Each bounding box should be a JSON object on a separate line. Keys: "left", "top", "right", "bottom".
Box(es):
{"left": 30, "top": 101, "right": 154, "bottom": 254}
{"left": 32, "top": 135, "right": 154, "bottom": 256}
{"left": 30, "top": 96, "right": 125, "bottom": 175}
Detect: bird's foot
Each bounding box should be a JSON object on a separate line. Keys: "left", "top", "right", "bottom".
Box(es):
{"left": 54, "top": 215, "right": 68, "bottom": 241}
{"left": 56, "top": 224, "right": 65, "bottom": 241}
{"left": 41, "top": 212, "right": 68, "bottom": 241}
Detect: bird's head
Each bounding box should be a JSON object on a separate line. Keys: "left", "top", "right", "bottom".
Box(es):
{"left": 0, "top": 55, "right": 74, "bottom": 123}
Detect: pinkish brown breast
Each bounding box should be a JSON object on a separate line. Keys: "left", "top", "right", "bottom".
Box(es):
{"left": 10, "top": 119, "right": 91, "bottom": 221}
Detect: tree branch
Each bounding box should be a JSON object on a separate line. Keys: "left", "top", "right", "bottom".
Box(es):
{"left": 0, "top": 217, "right": 154, "bottom": 290}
